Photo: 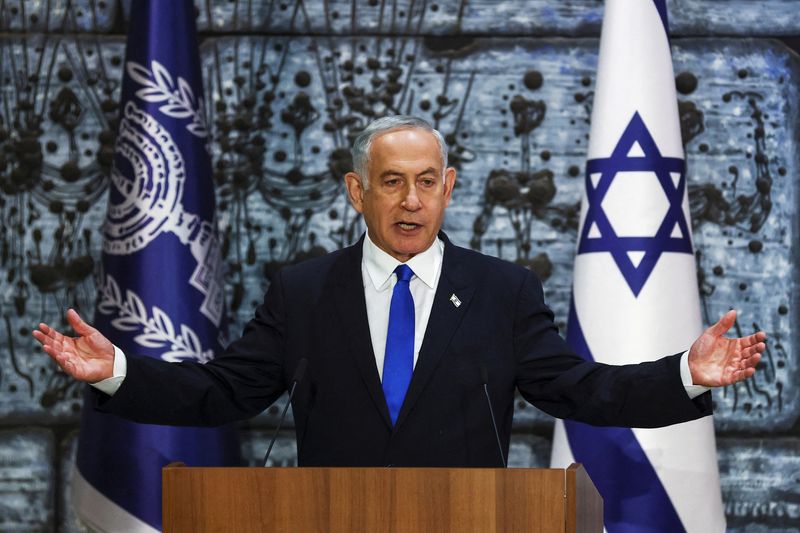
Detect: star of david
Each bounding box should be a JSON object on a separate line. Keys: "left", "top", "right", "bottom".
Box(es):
{"left": 578, "top": 111, "right": 693, "bottom": 296}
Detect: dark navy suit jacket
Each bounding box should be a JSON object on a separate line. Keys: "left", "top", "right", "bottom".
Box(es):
{"left": 98, "top": 234, "right": 712, "bottom": 466}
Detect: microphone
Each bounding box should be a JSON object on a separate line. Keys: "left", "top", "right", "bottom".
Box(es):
{"left": 263, "top": 358, "right": 308, "bottom": 467}
{"left": 480, "top": 365, "right": 507, "bottom": 468}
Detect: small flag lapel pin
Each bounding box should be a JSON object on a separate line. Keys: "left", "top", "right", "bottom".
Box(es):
{"left": 450, "top": 294, "right": 461, "bottom": 308}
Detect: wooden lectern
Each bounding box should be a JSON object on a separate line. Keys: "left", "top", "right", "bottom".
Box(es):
{"left": 163, "top": 463, "right": 602, "bottom": 532}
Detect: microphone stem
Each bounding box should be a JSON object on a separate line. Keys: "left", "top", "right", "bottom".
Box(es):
{"left": 483, "top": 383, "right": 507, "bottom": 468}
{"left": 263, "top": 380, "right": 298, "bottom": 467}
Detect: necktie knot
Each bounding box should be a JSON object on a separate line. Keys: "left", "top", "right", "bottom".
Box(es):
{"left": 395, "top": 264, "right": 414, "bottom": 283}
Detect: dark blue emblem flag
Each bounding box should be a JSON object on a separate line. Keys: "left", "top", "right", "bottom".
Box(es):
{"left": 71, "top": 1, "right": 240, "bottom": 530}
{"left": 550, "top": 0, "right": 726, "bottom": 531}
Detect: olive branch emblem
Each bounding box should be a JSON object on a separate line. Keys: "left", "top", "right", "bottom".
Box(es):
{"left": 97, "top": 274, "right": 214, "bottom": 363}
{"left": 126, "top": 59, "right": 208, "bottom": 138}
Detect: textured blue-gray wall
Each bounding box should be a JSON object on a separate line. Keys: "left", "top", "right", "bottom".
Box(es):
{"left": 0, "top": 1, "right": 798, "bottom": 531}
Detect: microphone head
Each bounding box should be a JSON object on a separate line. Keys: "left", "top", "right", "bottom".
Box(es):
{"left": 293, "top": 358, "right": 308, "bottom": 383}
{"left": 480, "top": 365, "right": 489, "bottom": 385}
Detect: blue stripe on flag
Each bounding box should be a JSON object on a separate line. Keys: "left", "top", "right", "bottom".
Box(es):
{"left": 563, "top": 300, "right": 686, "bottom": 533}
{"left": 651, "top": 0, "right": 669, "bottom": 34}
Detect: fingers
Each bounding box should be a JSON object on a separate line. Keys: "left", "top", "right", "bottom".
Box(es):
{"left": 726, "top": 351, "right": 761, "bottom": 385}
{"left": 37, "top": 334, "right": 92, "bottom": 380}
{"left": 38, "top": 340, "right": 77, "bottom": 374}
{"left": 32, "top": 330, "right": 53, "bottom": 353}
{"left": 33, "top": 326, "right": 67, "bottom": 355}
{"left": 40, "top": 342, "right": 64, "bottom": 361}
{"left": 66, "top": 308, "right": 97, "bottom": 337}
{"left": 708, "top": 309, "right": 737, "bottom": 337}
{"left": 742, "top": 350, "right": 762, "bottom": 369}
{"left": 33, "top": 328, "right": 66, "bottom": 357}
{"left": 742, "top": 331, "right": 767, "bottom": 347}
{"left": 741, "top": 341, "right": 766, "bottom": 358}
{"left": 35, "top": 310, "right": 101, "bottom": 344}
{"left": 34, "top": 322, "right": 64, "bottom": 344}
{"left": 732, "top": 366, "right": 756, "bottom": 383}
{"left": 33, "top": 318, "right": 82, "bottom": 376}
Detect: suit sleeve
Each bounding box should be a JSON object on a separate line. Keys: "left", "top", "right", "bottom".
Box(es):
{"left": 512, "top": 270, "right": 712, "bottom": 428}
{"left": 94, "top": 270, "right": 290, "bottom": 426}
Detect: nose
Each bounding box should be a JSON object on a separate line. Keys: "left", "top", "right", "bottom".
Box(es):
{"left": 401, "top": 183, "right": 421, "bottom": 211}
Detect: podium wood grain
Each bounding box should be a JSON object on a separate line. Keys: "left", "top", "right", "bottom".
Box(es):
{"left": 163, "top": 465, "right": 602, "bottom": 532}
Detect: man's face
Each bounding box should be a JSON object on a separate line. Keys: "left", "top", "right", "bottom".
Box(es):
{"left": 345, "top": 128, "right": 456, "bottom": 262}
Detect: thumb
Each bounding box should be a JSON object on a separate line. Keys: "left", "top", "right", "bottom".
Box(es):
{"left": 66, "top": 308, "right": 97, "bottom": 337}
{"left": 708, "top": 309, "right": 736, "bottom": 337}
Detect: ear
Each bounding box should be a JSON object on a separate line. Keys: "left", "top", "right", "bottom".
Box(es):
{"left": 442, "top": 167, "right": 456, "bottom": 208}
{"left": 344, "top": 172, "right": 366, "bottom": 214}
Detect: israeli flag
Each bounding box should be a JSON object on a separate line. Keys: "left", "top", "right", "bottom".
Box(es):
{"left": 72, "top": 1, "right": 240, "bottom": 530}
{"left": 550, "top": 1, "right": 725, "bottom": 531}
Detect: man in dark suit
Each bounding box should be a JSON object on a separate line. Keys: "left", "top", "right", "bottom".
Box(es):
{"left": 34, "top": 116, "right": 766, "bottom": 467}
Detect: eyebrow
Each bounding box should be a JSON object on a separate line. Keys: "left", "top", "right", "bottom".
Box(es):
{"left": 378, "top": 167, "right": 439, "bottom": 179}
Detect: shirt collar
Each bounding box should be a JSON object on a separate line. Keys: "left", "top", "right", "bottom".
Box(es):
{"left": 362, "top": 232, "right": 443, "bottom": 290}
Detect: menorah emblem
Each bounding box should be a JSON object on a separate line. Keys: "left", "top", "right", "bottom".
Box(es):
{"left": 102, "top": 101, "right": 223, "bottom": 326}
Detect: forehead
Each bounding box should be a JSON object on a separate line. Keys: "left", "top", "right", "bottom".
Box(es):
{"left": 368, "top": 128, "right": 443, "bottom": 172}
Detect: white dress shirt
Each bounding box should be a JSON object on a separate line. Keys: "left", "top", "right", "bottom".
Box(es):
{"left": 92, "top": 235, "right": 707, "bottom": 399}
{"left": 362, "top": 232, "right": 443, "bottom": 380}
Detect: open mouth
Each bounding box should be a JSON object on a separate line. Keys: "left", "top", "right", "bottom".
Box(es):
{"left": 397, "top": 222, "right": 421, "bottom": 231}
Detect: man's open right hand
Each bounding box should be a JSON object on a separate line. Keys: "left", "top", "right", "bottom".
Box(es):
{"left": 33, "top": 308, "right": 115, "bottom": 383}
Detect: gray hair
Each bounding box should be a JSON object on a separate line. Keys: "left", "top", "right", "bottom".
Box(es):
{"left": 351, "top": 115, "right": 449, "bottom": 188}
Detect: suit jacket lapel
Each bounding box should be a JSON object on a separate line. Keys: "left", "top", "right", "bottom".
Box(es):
{"left": 331, "top": 238, "right": 393, "bottom": 429}
{"left": 394, "top": 235, "right": 475, "bottom": 430}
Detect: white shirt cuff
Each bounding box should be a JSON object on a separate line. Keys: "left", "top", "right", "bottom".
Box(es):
{"left": 90, "top": 345, "right": 127, "bottom": 396}
{"left": 680, "top": 350, "right": 710, "bottom": 399}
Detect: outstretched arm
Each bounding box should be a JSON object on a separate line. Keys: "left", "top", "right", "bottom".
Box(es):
{"left": 688, "top": 310, "right": 766, "bottom": 387}
{"left": 32, "top": 308, "right": 115, "bottom": 383}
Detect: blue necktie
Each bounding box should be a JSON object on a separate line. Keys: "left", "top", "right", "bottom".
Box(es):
{"left": 383, "top": 264, "right": 415, "bottom": 425}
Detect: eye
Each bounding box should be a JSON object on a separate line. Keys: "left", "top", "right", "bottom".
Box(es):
{"left": 419, "top": 177, "right": 437, "bottom": 187}
{"left": 384, "top": 178, "right": 401, "bottom": 187}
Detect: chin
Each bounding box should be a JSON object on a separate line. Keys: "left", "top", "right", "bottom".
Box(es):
{"left": 393, "top": 243, "right": 429, "bottom": 259}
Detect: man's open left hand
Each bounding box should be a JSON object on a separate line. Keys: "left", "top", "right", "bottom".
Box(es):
{"left": 688, "top": 309, "right": 766, "bottom": 387}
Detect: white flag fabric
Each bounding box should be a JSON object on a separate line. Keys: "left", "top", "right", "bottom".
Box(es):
{"left": 550, "top": 1, "right": 726, "bottom": 531}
